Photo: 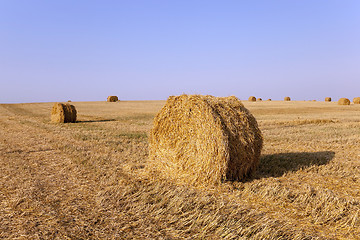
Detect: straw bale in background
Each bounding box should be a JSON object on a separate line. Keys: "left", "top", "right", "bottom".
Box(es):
{"left": 51, "top": 103, "right": 77, "bottom": 123}
{"left": 284, "top": 97, "right": 291, "bottom": 101}
{"left": 107, "top": 96, "right": 118, "bottom": 102}
{"left": 338, "top": 98, "right": 350, "bottom": 105}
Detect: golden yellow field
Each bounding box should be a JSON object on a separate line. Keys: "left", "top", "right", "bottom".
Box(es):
{"left": 1, "top": 100, "right": 360, "bottom": 239}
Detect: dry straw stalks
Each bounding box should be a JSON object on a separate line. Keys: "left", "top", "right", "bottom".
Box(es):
{"left": 148, "top": 94, "right": 263, "bottom": 186}
{"left": 51, "top": 103, "right": 77, "bottom": 123}
{"left": 107, "top": 96, "right": 119, "bottom": 102}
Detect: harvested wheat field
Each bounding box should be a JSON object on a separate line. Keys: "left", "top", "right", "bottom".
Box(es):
{"left": 1, "top": 100, "right": 360, "bottom": 239}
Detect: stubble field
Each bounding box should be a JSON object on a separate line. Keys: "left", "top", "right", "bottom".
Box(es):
{"left": 1, "top": 100, "right": 360, "bottom": 239}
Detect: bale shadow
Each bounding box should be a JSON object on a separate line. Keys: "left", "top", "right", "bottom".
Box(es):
{"left": 253, "top": 151, "right": 335, "bottom": 179}
{"left": 77, "top": 119, "right": 116, "bottom": 123}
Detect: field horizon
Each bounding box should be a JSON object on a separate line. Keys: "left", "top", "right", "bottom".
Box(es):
{"left": 1, "top": 99, "right": 360, "bottom": 239}
{"left": 2, "top": 97, "right": 360, "bottom": 105}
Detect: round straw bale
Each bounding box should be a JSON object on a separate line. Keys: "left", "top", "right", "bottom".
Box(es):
{"left": 284, "top": 97, "right": 291, "bottom": 101}
{"left": 325, "top": 97, "right": 331, "bottom": 102}
{"left": 267, "top": 99, "right": 272, "bottom": 101}
{"left": 248, "top": 96, "right": 256, "bottom": 102}
{"left": 257, "top": 98, "right": 262, "bottom": 101}
{"left": 107, "top": 96, "right": 118, "bottom": 102}
{"left": 148, "top": 94, "right": 263, "bottom": 186}
{"left": 51, "top": 103, "right": 77, "bottom": 123}
{"left": 353, "top": 97, "right": 360, "bottom": 104}
{"left": 338, "top": 98, "right": 350, "bottom": 105}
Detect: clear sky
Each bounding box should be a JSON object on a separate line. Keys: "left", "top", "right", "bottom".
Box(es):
{"left": 1, "top": 0, "right": 359, "bottom": 103}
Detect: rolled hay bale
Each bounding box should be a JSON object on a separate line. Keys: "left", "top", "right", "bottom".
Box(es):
{"left": 248, "top": 96, "right": 256, "bottom": 102}
{"left": 338, "top": 98, "right": 350, "bottom": 105}
{"left": 148, "top": 94, "right": 263, "bottom": 186}
{"left": 107, "top": 96, "right": 118, "bottom": 102}
{"left": 353, "top": 97, "right": 360, "bottom": 104}
{"left": 67, "top": 100, "right": 72, "bottom": 102}
{"left": 325, "top": 97, "right": 331, "bottom": 102}
{"left": 284, "top": 96, "right": 291, "bottom": 101}
{"left": 51, "top": 103, "right": 77, "bottom": 123}
{"left": 267, "top": 99, "right": 272, "bottom": 101}
{"left": 257, "top": 98, "right": 262, "bottom": 101}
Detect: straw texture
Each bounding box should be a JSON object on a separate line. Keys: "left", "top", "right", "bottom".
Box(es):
{"left": 51, "top": 103, "right": 77, "bottom": 123}
{"left": 107, "top": 96, "right": 118, "bottom": 102}
{"left": 148, "top": 94, "right": 263, "bottom": 186}
{"left": 353, "top": 97, "right": 360, "bottom": 104}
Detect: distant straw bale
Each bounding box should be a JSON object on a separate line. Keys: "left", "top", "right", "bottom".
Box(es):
{"left": 148, "top": 94, "right": 263, "bottom": 186}
{"left": 248, "top": 96, "right": 256, "bottom": 102}
{"left": 67, "top": 100, "right": 72, "bottom": 102}
{"left": 257, "top": 98, "right": 262, "bottom": 101}
{"left": 353, "top": 97, "right": 360, "bottom": 104}
{"left": 325, "top": 97, "right": 331, "bottom": 102}
{"left": 284, "top": 97, "right": 291, "bottom": 101}
{"left": 338, "top": 98, "right": 350, "bottom": 105}
{"left": 51, "top": 103, "right": 77, "bottom": 123}
{"left": 107, "top": 96, "right": 118, "bottom": 102}
{"left": 267, "top": 99, "right": 272, "bottom": 101}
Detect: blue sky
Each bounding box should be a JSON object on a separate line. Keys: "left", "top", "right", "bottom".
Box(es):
{"left": 1, "top": 1, "right": 359, "bottom": 103}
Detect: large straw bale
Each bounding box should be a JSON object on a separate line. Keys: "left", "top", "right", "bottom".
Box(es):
{"left": 107, "top": 96, "right": 118, "bottom": 102}
{"left": 353, "top": 97, "right": 360, "bottom": 104}
{"left": 284, "top": 97, "right": 291, "bottom": 101}
{"left": 148, "top": 94, "right": 263, "bottom": 186}
{"left": 325, "top": 97, "right": 331, "bottom": 102}
{"left": 248, "top": 96, "right": 256, "bottom": 102}
{"left": 51, "top": 103, "right": 77, "bottom": 123}
{"left": 338, "top": 98, "right": 350, "bottom": 105}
